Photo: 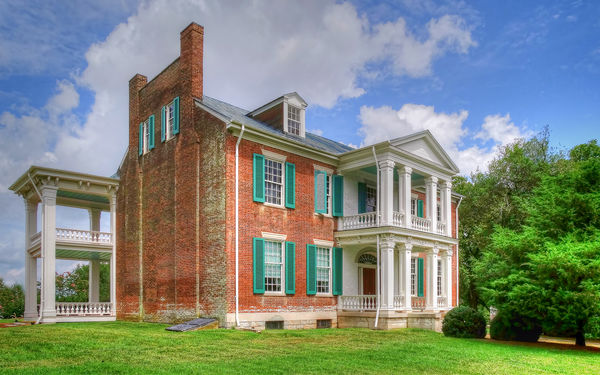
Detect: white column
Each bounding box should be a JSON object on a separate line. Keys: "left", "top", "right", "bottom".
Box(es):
{"left": 400, "top": 243, "right": 412, "bottom": 311}
{"left": 399, "top": 166, "right": 412, "bottom": 228}
{"left": 425, "top": 177, "right": 438, "bottom": 234}
{"left": 380, "top": 237, "right": 395, "bottom": 310}
{"left": 40, "top": 186, "right": 58, "bottom": 323}
{"left": 441, "top": 181, "right": 452, "bottom": 237}
{"left": 379, "top": 160, "right": 395, "bottom": 226}
{"left": 446, "top": 249, "right": 453, "bottom": 308}
{"left": 88, "top": 208, "right": 101, "bottom": 302}
{"left": 109, "top": 194, "right": 117, "bottom": 315}
{"left": 89, "top": 208, "right": 101, "bottom": 231}
{"left": 426, "top": 247, "right": 439, "bottom": 310}
{"left": 24, "top": 199, "right": 38, "bottom": 320}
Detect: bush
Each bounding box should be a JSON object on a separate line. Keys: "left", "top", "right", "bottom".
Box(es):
{"left": 0, "top": 278, "right": 24, "bottom": 319}
{"left": 442, "top": 306, "right": 486, "bottom": 338}
{"left": 490, "top": 310, "right": 542, "bottom": 342}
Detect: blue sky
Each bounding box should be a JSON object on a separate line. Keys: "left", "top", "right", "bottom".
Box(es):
{"left": 0, "top": 0, "right": 599, "bottom": 284}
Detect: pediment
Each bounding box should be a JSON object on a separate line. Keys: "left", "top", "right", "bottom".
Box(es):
{"left": 390, "top": 131, "right": 459, "bottom": 173}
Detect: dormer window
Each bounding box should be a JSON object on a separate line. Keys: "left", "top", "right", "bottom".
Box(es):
{"left": 287, "top": 105, "right": 301, "bottom": 136}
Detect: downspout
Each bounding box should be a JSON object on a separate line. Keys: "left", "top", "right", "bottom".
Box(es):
{"left": 234, "top": 124, "right": 245, "bottom": 327}
{"left": 372, "top": 146, "right": 381, "bottom": 328}
{"left": 455, "top": 196, "right": 463, "bottom": 307}
{"left": 27, "top": 172, "right": 43, "bottom": 325}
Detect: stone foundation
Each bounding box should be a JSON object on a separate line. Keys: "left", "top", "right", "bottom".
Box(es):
{"left": 337, "top": 310, "right": 443, "bottom": 332}
{"left": 225, "top": 311, "right": 338, "bottom": 330}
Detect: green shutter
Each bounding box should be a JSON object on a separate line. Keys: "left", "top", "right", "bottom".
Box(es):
{"left": 417, "top": 257, "right": 424, "bottom": 297}
{"left": 358, "top": 182, "right": 367, "bottom": 214}
{"left": 332, "top": 175, "right": 344, "bottom": 217}
{"left": 148, "top": 115, "right": 155, "bottom": 150}
{"left": 161, "top": 106, "right": 166, "bottom": 142}
{"left": 173, "top": 97, "right": 180, "bottom": 135}
{"left": 253, "top": 238, "right": 265, "bottom": 294}
{"left": 285, "top": 242, "right": 295, "bottom": 294}
{"left": 285, "top": 162, "right": 295, "bottom": 209}
{"left": 306, "top": 244, "right": 317, "bottom": 295}
{"left": 417, "top": 199, "right": 424, "bottom": 218}
{"left": 332, "top": 247, "right": 343, "bottom": 295}
{"left": 314, "top": 170, "right": 327, "bottom": 213}
{"left": 253, "top": 154, "right": 265, "bottom": 202}
{"left": 138, "top": 122, "right": 143, "bottom": 156}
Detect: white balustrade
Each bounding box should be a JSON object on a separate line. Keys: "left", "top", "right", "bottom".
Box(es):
{"left": 393, "top": 295, "right": 405, "bottom": 309}
{"left": 56, "top": 302, "right": 113, "bottom": 316}
{"left": 436, "top": 222, "right": 446, "bottom": 235}
{"left": 339, "top": 295, "right": 378, "bottom": 311}
{"left": 339, "top": 212, "right": 379, "bottom": 230}
{"left": 437, "top": 296, "right": 448, "bottom": 307}
{"left": 411, "top": 296, "right": 426, "bottom": 310}
{"left": 56, "top": 228, "right": 113, "bottom": 245}
{"left": 392, "top": 211, "right": 404, "bottom": 227}
{"left": 411, "top": 216, "right": 432, "bottom": 232}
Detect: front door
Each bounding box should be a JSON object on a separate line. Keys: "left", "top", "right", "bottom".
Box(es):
{"left": 362, "top": 268, "right": 376, "bottom": 295}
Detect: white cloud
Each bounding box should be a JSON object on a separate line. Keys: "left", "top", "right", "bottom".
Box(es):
{"left": 358, "top": 104, "right": 529, "bottom": 174}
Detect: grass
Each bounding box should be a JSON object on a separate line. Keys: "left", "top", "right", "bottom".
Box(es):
{"left": 0, "top": 322, "right": 599, "bottom": 374}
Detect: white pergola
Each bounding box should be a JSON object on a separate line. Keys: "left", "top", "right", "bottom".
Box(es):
{"left": 10, "top": 166, "right": 119, "bottom": 323}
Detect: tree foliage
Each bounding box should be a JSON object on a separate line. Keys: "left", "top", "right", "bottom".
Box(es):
{"left": 56, "top": 263, "right": 110, "bottom": 302}
{"left": 0, "top": 278, "right": 25, "bottom": 318}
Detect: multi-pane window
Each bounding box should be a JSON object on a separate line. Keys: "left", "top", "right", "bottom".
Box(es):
{"left": 410, "top": 258, "right": 416, "bottom": 296}
{"left": 325, "top": 175, "right": 332, "bottom": 215}
{"left": 287, "top": 105, "right": 301, "bottom": 136}
{"left": 437, "top": 203, "right": 441, "bottom": 222}
{"left": 264, "top": 241, "right": 283, "bottom": 292}
{"left": 411, "top": 198, "right": 417, "bottom": 216}
{"left": 166, "top": 100, "right": 175, "bottom": 140}
{"left": 316, "top": 247, "right": 331, "bottom": 294}
{"left": 437, "top": 259, "right": 442, "bottom": 296}
{"left": 366, "top": 186, "right": 377, "bottom": 213}
{"left": 143, "top": 120, "right": 150, "bottom": 154}
{"left": 265, "top": 159, "right": 283, "bottom": 205}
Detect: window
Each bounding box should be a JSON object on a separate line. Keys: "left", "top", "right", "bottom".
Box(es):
{"left": 265, "top": 320, "right": 284, "bottom": 329}
{"left": 437, "top": 203, "right": 441, "bottom": 222}
{"left": 165, "top": 100, "right": 175, "bottom": 140}
{"left": 264, "top": 240, "right": 284, "bottom": 293}
{"left": 143, "top": 120, "right": 150, "bottom": 154}
{"left": 366, "top": 186, "right": 377, "bottom": 213}
{"left": 317, "top": 319, "right": 332, "bottom": 329}
{"left": 265, "top": 158, "right": 283, "bottom": 206}
{"left": 411, "top": 198, "right": 417, "bottom": 216}
{"left": 324, "top": 175, "right": 332, "bottom": 215}
{"left": 437, "top": 259, "right": 442, "bottom": 296}
{"left": 287, "top": 105, "right": 301, "bottom": 136}
{"left": 411, "top": 258, "right": 416, "bottom": 296}
{"left": 316, "top": 247, "right": 331, "bottom": 294}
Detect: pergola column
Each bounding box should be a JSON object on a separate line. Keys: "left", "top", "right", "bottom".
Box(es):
{"left": 426, "top": 246, "right": 439, "bottom": 311}
{"left": 400, "top": 243, "right": 412, "bottom": 311}
{"left": 399, "top": 166, "right": 412, "bottom": 228}
{"left": 380, "top": 237, "right": 396, "bottom": 310}
{"left": 379, "top": 160, "right": 395, "bottom": 226}
{"left": 40, "top": 185, "right": 58, "bottom": 323}
{"left": 88, "top": 208, "right": 101, "bottom": 303}
{"left": 425, "top": 177, "right": 438, "bottom": 234}
{"left": 445, "top": 249, "right": 453, "bottom": 308}
{"left": 109, "top": 194, "right": 117, "bottom": 314}
{"left": 24, "top": 199, "right": 38, "bottom": 320}
{"left": 440, "top": 181, "right": 452, "bottom": 237}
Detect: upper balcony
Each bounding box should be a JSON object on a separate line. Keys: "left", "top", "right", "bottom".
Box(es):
{"left": 339, "top": 211, "right": 447, "bottom": 235}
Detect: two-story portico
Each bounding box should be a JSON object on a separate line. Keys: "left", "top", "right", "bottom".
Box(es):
{"left": 334, "top": 131, "right": 460, "bottom": 330}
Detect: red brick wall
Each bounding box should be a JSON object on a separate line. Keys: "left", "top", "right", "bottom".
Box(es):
{"left": 224, "top": 136, "right": 339, "bottom": 314}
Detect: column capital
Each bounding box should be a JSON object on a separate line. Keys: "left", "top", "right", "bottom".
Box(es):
{"left": 24, "top": 199, "right": 37, "bottom": 213}
{"left": 40, "top": 185, "right": 58, "bottom": 204}
{"left": 440, "top": 180, "right": 452, "bottom": 189}
{"left": 378, "top": 159, "right": 396, "bottom": 170}
{"left": 430, "top": 247, "right": 440, "bottom": 256}
{"left": 380, "top": 235, "right": 396, "bottom": 250}
{"left": 399, "top": 242, "right": 413, "bottom": 252}
{"left": 400, "top": 165, "right": 412, "bottom": 175}
{"left": 425, "top": 176, "right": 438, "bottom": 184}
{"left": 445, "top": 249, "right": 453, "bottom": 257}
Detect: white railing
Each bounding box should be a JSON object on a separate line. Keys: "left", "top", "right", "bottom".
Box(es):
{"left": 56, "top": 302, "right": 113, "bottom": 316}
{"left": 437, "top": 296, "right": 448, "bottom": 307}
{"left": 393, "top": 295, "right": 405, "bottom": 309}
{"left": 56, "top": 228, "right": 113, "bottom": 244}
{"left": 392, "top": 211, "right": 404, "bottom": 227}
{"left": 339, "top": 212, "right": 378, "bottom": 230}
{"left": 339, "top": 295, "right": 377, "bottom": 311}
{"left": 411, "top": 216, "right": 431, "bottom": 232}
{"left": 411, "top": 296, "right": 426, "bottom": 310}
{"left": 436, "top": 222, "right": 446, "bottom": 235}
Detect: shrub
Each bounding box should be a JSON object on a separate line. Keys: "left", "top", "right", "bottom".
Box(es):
{"left": 490, "top": 310, "right": 542, "bottom": 342}
{"left": 442, "top": 306, "right": 486, "bottom": 338}
{"left": 0, "top": 278, "right": 24, "bottom": 319}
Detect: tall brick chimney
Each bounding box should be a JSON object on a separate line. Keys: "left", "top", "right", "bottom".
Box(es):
{"left": 128, "top": 73, "right": 148, "bottom": 149}
{"left": 180, "top": 22, "right": 204, "bottom": 100}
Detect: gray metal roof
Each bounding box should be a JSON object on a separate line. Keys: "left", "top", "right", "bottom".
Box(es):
{"left": 198, "top": 96, "right": 353, "bottom": 155}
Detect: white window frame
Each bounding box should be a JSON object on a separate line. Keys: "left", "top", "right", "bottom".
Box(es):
{"left": 315, "top": 246, "right": 332, "bottom": 296}
{"left": 283, "top": 100, "right": 306, "bottom": 138}
{"left": 142, "top": 119, "right": 150, "bottom": 154}
{"left": 264, "top": 239, "right": 285, "bottom": 295}
{"left": 287, "top": 105, "right": 301, "bottom": 136}
{"left": 437, "top": 259, "right": 443, "bottom": 297}
{"left": 314, "top": 165, "right": 333, "bottom": 217}
{"left": 366, "top": 185, "right": 377, "bottom": 213}
{"left": 165, "top": 100, "right": 176, "bottom": 141}
{"left": 262, "top": 150, "right": 286, "bottom": 208}
{"left": 410, "top": 257, "right": 417, "bottom": 296}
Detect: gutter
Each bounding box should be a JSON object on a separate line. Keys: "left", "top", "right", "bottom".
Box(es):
{"left": 234, "top": 124, "right": 245, "bottom": 327}
{"left": 455, "top": 196, "right": 463, "bottom": 307}
{"left": 27, "top": 172, "right": 43, "bottom": 325}
{"left": 372, "top": 146, "right": 381, "bottom": 328}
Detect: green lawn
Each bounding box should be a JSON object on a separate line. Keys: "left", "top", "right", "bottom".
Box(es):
{"left": 0, "top": 322, "right": 598, "bottom": 374}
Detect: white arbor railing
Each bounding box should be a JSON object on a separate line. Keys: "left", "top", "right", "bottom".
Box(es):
{"left": 56, "top": 228, "right": 113, "bottom": 244}
{"left": 339, "top": 295, "right": 377, "bottom": 311}
{"left": 55, "top": 302, "right": 114, "bottom": 316}
{"left": 411, "top": 216, "right": 431, "bottom": 232}
{"left": 436, "top": 222, "right": 446, "bottom": 235}
{"left": 339, "top": 212, "right": 378, "bottom": 230}
{"left": 411, "top": 296, "right": 426, "bottom": 310}
{"left": 437, "top": 296, "right": 448, "bottom": 308}
{"left": 393, "top": 295, "right": 405, "bottom": 309}
{"left": 392, "top": 211, "right": 404, "bottom": 227}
